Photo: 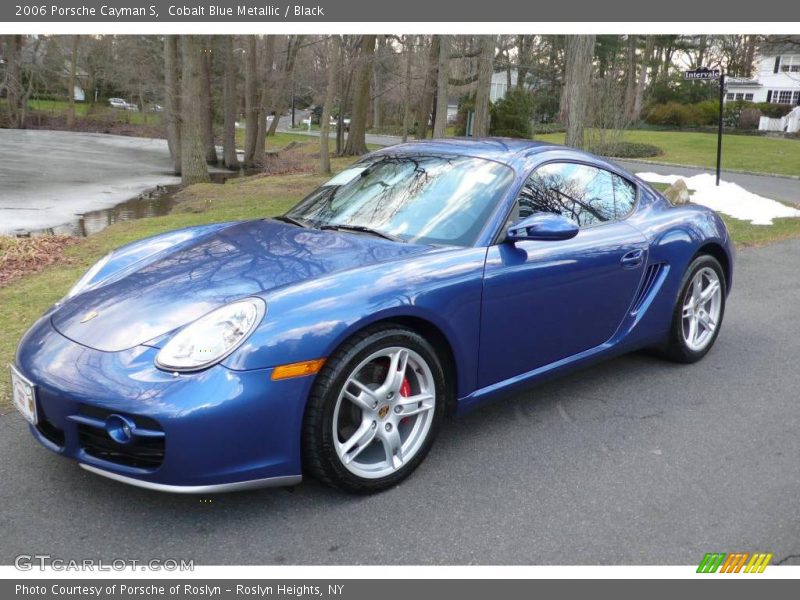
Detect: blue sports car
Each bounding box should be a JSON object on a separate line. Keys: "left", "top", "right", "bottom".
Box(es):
{"left": 11, "top": 139, "right": 733, "bottom": 494}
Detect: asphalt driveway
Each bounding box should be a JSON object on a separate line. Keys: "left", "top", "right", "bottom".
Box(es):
{"left": 1, "top": 238, "right": 798, "bottom": 566}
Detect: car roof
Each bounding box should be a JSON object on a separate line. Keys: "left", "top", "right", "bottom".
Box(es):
{"left": 371, "top": 137, "right": 630, "bottom": 177}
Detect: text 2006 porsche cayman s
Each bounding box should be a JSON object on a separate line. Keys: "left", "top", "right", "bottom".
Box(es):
{"left": 11, "top": 139, "right": 733, "bottom": 493}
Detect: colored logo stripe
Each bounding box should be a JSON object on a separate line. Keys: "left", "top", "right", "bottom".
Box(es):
{"left": 697, "top": 552, "right": 772, "bottom": 573}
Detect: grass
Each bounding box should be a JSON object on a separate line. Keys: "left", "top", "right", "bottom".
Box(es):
{"left": 536, "top": 130, "right": 800, "bottom": 177}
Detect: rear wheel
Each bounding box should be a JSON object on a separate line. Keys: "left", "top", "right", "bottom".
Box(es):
{"left": 303, "top": 325, "right": 445, "bottom": 493}
{"left": 662, "top": 254, "right": 726, "bottom": 363}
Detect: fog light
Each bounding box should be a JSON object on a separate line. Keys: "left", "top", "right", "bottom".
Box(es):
{"left": 105, "top": 414, "right": 135, "bottom": 444}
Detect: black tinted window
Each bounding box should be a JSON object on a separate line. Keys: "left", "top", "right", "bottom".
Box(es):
{"left": 517, "top": 162, "right": 636, "bottom": 227}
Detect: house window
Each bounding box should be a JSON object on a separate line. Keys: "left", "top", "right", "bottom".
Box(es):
{"left": 779, "top": 55, "right": 800, "bottom": 73}
{"left": 794, "top": 91, "right": 800, "bottom": 105}
{"left": 735, "top": 93, "right": 744, "bottom": 100}
{"left": 726, "top": 93, "right": 735, "bottom": 100}
{"left": 778, "top": 90, "right": 793, "bottom": 104}
{"left": 745, "top": 93, "right": 754, "bottom": 101}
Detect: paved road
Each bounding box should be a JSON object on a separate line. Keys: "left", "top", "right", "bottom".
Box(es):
{"left": 0, "top": 129, "right": 179, "bottom": 235}
{"left": 1, "top": 240, "right": 799, "bottom": 565}
{"left": 281, "top": 127, "right": 800, "bottom": 207}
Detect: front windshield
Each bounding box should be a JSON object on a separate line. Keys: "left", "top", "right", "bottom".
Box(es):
{"left": 285, "top": 154, "right": 514, "bottom": 246}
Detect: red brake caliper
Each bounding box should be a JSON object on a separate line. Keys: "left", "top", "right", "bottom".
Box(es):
{"left": 399, "top": 377, "right": 412, "bottom": 425}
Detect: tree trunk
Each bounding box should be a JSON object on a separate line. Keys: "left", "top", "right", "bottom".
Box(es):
{"left": 473, "top": 35, "right": 495, "bottom": 137}
{"left": 243, "top": 35, "right": 259, "bottom": 168}
{"left": 164, "top": 35, "right": 182, "bottom": 175}
{"left": 343, "top": 34, "right": 377, "bottom": 156}
{"left": 319, "top": 35, "right": 341, "bottom": 174}
{"left": 632, "top": 35, "right": 653, "bottom": 121}
{"left": 180, "top": 36, "right": 211, "bottom": 185}
{"left": 201, "top": 37, "right": 218, "bottom": 165}
{"left": 402, "top": 35, "right": 413, "bottom": 143}
{"left": 623, "top": 35, "right": 638, "bottom": 120}
{"left": 221, "top": 35, "right": 239, "bottom": 170}
{"left": 254, "top": 35, "right": 277, "bottom": 162}
{"left": 743, "top": 35, "right": 757, "bottom": 77}
{"left": 266, "top": 35, "right": 303, "bottom": 137}
{"left": 372, "top": 35, "right": 383, "bottom": 131}
{"left": 563, "top": 34, "right": 595, "bottom": 149}
{"left": 432, "top": 35, "right": 450, "bottom": 138}
{"left": 5, "top": 35, "right": 25, "bottom": 128}
{"left": 516, "top": 35, "right": 531, "bottom": 90}
{"left": 415, "top": 35, "right": 439, "bottom": 140}
{"left": 66, "top": 36, "right": 80, "bottom": 129}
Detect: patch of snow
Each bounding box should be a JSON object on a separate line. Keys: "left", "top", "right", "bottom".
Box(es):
{"left": 636, "top": 172, "right": 800, "bottom": 226}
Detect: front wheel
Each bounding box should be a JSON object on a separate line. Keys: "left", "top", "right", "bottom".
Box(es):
{"left": 662, "top": 254, "right": 726, "bottom": 363}
{"left": 302, "top": 325, "right": 445, "bottom": 493}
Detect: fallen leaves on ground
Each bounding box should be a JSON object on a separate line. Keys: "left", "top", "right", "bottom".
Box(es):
{"left": 0, "top": 235, "right": 79, "bottom": 287}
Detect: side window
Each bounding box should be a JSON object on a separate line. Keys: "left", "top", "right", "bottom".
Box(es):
{"left": 515, "top": 162, "right": 636, "bottom": 228}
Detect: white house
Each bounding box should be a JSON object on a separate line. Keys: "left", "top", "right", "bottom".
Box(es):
{"left": 725, "top": 45, "right": 800, "bottom": 106}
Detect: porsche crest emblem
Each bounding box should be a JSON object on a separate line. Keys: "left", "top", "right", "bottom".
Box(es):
{"left": 80, "top": 310, "right": 99, "bottom": 323}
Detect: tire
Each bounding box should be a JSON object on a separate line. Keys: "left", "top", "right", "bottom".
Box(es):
{"left": 662, "top": 254, "right": 726, "bottom": 363}
{"left": 302, "top": 324, "right": 446, "bottom": 493}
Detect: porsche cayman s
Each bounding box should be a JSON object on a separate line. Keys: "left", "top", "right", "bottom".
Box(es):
{"left": 11, "top": 139, "right": 733, "bottom": 494}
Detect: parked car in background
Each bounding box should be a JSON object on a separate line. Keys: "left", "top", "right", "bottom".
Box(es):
{"left": 108, "top": 98, "right": 139, "bottom": 112}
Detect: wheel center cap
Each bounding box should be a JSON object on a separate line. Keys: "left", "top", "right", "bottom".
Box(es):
{"left": 377, "top": 404, "right": 391, "bottom": 420}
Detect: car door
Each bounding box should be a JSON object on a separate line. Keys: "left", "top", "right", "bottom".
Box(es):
{"left": 478, "top": 161, "right": 648, "bottom": 388}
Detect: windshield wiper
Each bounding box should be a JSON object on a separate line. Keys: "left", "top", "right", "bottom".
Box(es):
{"left": 273, "top": 215, "right": 312, "bottom": 228}
{"left": 320, "top": 224, "right": 406, "bottom": 243}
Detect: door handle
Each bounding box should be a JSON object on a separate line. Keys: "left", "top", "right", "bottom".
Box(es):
{"left": 621, "top": 249, "right": 644, "bottom": 268}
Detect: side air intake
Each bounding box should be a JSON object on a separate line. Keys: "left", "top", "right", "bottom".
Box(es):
{"left": 630, "top": 263, "right": 664, "bottom": 314}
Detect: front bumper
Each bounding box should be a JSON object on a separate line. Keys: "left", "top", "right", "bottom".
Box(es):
{"left": 14, "top": 315, "right": 311, "bottom": 492}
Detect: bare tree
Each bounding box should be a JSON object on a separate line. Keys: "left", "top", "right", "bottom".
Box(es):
{"left": 221, "top": 35, "right": 239, "bottom": 170}
{"left": 432, "top": 35, "right": 450, "bottom": 138}
{"left": 254, "top": 35, "right": 277, "bottom": 163}
{"left": 563, "top": 35, "right": 596, "bottom": 149}
{"left": 414, "top": 36, "right": 439, "bottom": 140}
{"left": 66, "top": 36, "right": 80, "bottom": 129}
{"left": 343, "top": 34, "right": 377, "bottom": 156}
{"left": 319, "top": 35, "right": 341, "bottom": 174}
{"left": 4, "top": 35, "right": 25, "bottom": 128}
{"left": 472, "top": 35, "right": 495, "bottom": 137}
{"left": 201, "top": 38, "right": 218, "bottom": 165}
{"left": 623, "top": 35, "right": 638, "bottom": 120}
{"left": 402, "top": 35, "right": 414, "bottom": 143}
{"left": 164, "top": 35, "right": 182, "bottom": 175}
{"left": 243, "top": 35, "right": 259, "bottom": 168}
{"left": 266, "top": 35, "right": 303, "bottom": 136}
{"left": 632, "top": 35, "right": 654, "bottom": 120}
{"left": 180, "top": 35, "right": 211, "bottom": 184}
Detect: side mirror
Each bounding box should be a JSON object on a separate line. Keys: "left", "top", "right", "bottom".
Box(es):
{"left": 506, "top": 213, "right": 579, "bottom": 242}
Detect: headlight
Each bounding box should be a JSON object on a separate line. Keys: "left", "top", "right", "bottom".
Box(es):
{"left": 66, "top": 252, "right": 113, "bottom": 299}
{"left": 155, "top": 298, "right": 266, "bottom": 372}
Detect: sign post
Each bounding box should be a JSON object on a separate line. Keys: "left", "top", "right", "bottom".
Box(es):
{"left": 684, "top": 67, "right": 724, "bottom": 186}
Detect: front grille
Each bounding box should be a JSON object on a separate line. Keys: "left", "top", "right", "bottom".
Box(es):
{"left": 77, "top": 406, "right": 164, "bottom": 470}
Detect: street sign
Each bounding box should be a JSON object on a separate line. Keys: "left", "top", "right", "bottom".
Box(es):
{"left": 684, "top": 67, "right": 722, "bottom": 81}
{"left": 684, "top": 67, "right": 725, "bottom": 186}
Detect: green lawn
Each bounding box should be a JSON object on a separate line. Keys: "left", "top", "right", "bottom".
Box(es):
{"left": 537, "top": 130, "right": 800, "bottom": 177}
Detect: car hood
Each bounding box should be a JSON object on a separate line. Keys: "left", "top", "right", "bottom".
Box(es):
{"left": 51, "top": 220, "right": 429, "bottom": 352}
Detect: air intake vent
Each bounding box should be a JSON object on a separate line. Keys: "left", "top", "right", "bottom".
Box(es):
{"left": 631, "top": 263, "right": 664, "bottom": 314}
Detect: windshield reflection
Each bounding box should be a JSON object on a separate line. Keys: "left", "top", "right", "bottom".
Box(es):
{"left": 286, "top": 154, "right": 514, "bottom": 246}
